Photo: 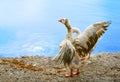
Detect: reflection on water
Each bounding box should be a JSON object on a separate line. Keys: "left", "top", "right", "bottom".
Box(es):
{"left": 0, "top": 0, "right": 120, "bottom": 57}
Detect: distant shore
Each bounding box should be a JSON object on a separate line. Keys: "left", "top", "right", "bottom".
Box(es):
{"left": 0, "top": 52, "right": 120, "bottom": 82}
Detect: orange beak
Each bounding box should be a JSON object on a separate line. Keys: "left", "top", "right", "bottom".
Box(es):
{"left": 58, "top": 19, "right": 62, "bottom": 22}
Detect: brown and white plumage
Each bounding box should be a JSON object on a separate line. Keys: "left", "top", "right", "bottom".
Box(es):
{"left": 73, "top": 21, "right": 111, "bottom": 57}
{"left": 57, "top": 39, "right": 76, "bottom": 66}
{"left": 53, "top": 18, "right": 111, "bottom": 76}
{"left": 54, "top": 28, "right": 80, "bottom": 66}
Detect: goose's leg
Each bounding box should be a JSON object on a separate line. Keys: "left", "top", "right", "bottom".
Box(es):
{"left": 84, "top": 53, "right": 91, "bottom": 64}
{"left": 72, "top": 69, "right": 80, "bottom": 75}
{"left": 65, "top": 69, "right": 73, "bottom": 77}
{"left": 63, "top": 63, "right": 67, "bottom": 71}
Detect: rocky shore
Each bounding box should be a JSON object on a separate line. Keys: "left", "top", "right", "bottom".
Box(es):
{"left": 0, "top": 52, "right": 120, "bottom": 82}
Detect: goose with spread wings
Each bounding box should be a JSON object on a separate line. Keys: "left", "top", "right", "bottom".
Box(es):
{"left": 53, "top": 18, "right": 111, "bottom": 77}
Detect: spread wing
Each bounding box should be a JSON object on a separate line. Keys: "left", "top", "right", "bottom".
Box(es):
{"left": 73, "top": 21, "right": 111, "bottom": 57}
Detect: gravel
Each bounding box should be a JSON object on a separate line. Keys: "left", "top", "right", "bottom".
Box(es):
{"left": 0, "top": 52, "right": 120, "bottom": 82}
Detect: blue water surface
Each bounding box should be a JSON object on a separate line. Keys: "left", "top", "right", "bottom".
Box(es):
{"left": 0, "top": 0, "right": 120, "bottom": 57}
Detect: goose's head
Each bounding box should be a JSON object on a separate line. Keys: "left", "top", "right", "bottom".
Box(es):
{"left": 58, "top": 18, "right": 68, "bottom": 24}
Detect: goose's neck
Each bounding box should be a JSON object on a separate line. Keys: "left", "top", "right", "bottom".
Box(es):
{"left": 72, "top": 28, "right": 81, "bottom": 37}
{"left": 65, "top": 20, "right": 73, "bottom": 40}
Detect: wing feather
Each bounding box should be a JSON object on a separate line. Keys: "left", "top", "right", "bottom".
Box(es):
{"left": 73, "top": 21, "right": 111, "bottom": 57}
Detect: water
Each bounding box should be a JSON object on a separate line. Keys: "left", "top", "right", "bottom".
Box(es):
{"left": 0, "top": 0, "right": 120, "bottom": 57}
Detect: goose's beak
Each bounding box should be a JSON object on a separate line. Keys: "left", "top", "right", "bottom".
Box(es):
{"left": 58, "top": 19, "right": 62, "bottom": 22}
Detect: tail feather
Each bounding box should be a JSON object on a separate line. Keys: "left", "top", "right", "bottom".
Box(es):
{"left": 53, "top": 39, "right": 76, "bottom": 66}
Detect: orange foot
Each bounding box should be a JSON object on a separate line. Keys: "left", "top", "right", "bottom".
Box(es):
{"left": 73, "top": 69, "right": 80, "bottom": 75}
{"left": 65, "top": 73, "right": 73, "bottom": 77}
{"left": 72, "top": 71, "right": 80, "bottom": 75}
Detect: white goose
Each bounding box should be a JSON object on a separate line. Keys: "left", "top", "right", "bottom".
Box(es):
{"left": 54, "top": 18, "right": 111, "bottom": 77}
